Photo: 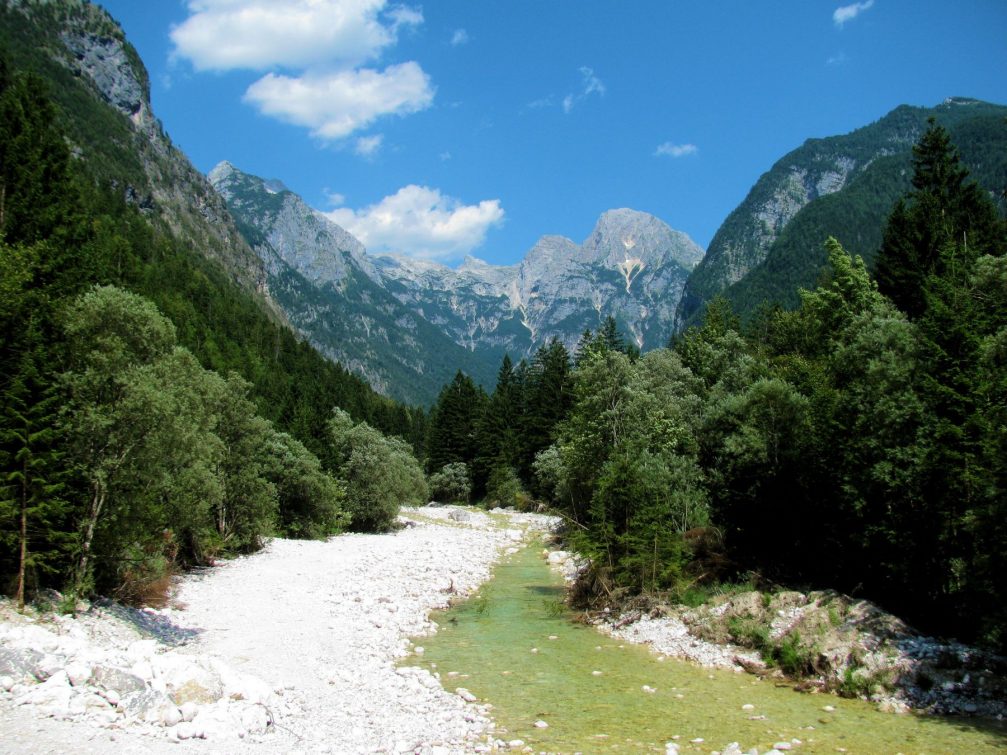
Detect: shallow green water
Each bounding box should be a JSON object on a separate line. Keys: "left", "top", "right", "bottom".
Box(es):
{"left": 411, "top": 543, "right": 1006, "bottom": 754}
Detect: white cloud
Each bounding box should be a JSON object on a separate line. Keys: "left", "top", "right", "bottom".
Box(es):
{"left": 325, "top": 185, "right": 505, "bottom": 259}
{"left": 562, "top": 66, "right": 606, "bottom": 114}
{"left": 354, "top": 134, "right": 384, "bottom": 157}
{"left": 833, "top": 0, "right": 874, "bottom": 28}
{"left": 439, "top": 151, "right": 452, "bottom": 161}
{"left": 826, "top": 51, "right": 849, "bottom": 66}
{"left": 170, "top": 0, "right": 420, "bottom": 71}
{"left": 580, "top": 66, "right": 606, "bottom": 97}
{"left": 451, "top": 28, "right": 469, "bottom": 46}
{"left": 323, "top": 189, "right": 347, "bottom": 207}
{"left": 655, "top": 142, "right": 698, "bottom": 158}
{"left": 243, "top": 63, "right": 434, "bottom": 140}
{"left": 171, "top": 1, "right": 432, "bottom": 141}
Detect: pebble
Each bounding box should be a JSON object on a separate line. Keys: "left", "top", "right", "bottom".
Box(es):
{"left": 742, "top": 703, "right": 755, "bottom": 710}
{"left": 592, "top": 670, "right": 603, "bottom": 676}
{"left": 534, "top": 720, "right": 549, "bottom": 728}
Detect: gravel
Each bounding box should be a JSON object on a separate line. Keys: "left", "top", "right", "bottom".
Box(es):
{"left": 0, "top": 506, "right": 558, "bottom": 753}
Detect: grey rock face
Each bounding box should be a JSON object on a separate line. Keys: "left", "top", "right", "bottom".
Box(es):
{"left": 378, "top": 208, "right": 704, "bottom": 354}
{"left": 211, "top": 163, "right": 704, "bottom": 400}
{"left": 210, "top": 161, "right": 378, "bottom": 287}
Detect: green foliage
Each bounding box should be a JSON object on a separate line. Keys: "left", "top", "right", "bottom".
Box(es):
{"left": 484, "top": 465, "right": 527, "bottom": 510}
{"left": 426, "top": 371, "right": 487, "bottom": 474}
{"left": 328, "top": 409, "right": 428, "bottom": 532}
{"left": 428, "top": 462, "right": 471, "bottom": 504}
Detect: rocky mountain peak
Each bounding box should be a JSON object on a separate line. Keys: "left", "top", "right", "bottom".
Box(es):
{"left": 583, "top": 208, "right": 705, "bottom": 272}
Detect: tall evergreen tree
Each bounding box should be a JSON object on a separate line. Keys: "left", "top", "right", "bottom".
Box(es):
{"left": 471, "top": 355, "right": 522, "bottom": 497}
{"left": 425, "top": 371, "right": 487, "bottom": 474}
{"left": 874, "top": 118, "right": 1006, "bottom": 318}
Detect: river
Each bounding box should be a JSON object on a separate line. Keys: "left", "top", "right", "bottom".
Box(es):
{"left": 411, "top": 543, "right": 1006, "bottom": 753}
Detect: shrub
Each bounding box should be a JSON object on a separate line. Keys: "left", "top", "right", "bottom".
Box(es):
{"left": 429, "top": 463, "right": 471, "bottom": 504}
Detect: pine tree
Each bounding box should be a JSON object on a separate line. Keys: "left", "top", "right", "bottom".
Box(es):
{"left": 0, "top": 347, "right": 69, "bottom": 609}
{"left": 425, "top": 371, "right": 487, "bottom": 474}
{"left": 472, "top": 355, "right": 522, "bottom": 497}
{"left": 875, "top": 119, "right": 1006, "bottom": 318}
{"left": 518, "top": 340, "right": 572, "bottom": 487}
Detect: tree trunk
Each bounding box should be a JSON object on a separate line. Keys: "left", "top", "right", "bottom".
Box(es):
{"left": 74, "top": 480, "right": 105, "bottom": 599}
{"left": 16, "top": 453, "right": 27, "bottom": 611}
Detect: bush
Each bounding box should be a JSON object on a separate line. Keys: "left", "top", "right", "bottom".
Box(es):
{"left": 484, "top": 465, "right": 526, "bottom": 509}
{"left": 428, "top": 463, "right": 471, "bottom": 503}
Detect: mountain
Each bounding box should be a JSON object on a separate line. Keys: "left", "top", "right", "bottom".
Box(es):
{"left": 212, "top": 161, "right": 705, "bottom": 400}
{"left": 677, "top": 97, "right": 1007, "bottom": 328}
{"left": 0, "top": 0, "right": 268, "bottom": 295}
{"left": 377, "top": 208, "right": 703, "bottom": 354}
{"left": 0, "top": 0, "right": 425, "bottom": 451}
{"left": 208, "top": 162, "right": 500, "bottom": 405}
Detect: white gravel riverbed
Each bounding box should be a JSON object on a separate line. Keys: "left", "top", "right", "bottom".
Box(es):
{"left": 0, "top": 506, "right": 558, "bottom": 754}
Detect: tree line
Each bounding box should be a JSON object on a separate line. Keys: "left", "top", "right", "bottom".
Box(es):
{"left": 424, "top": 120, "right": 1007, "bottom": 651}
{"left": 0, "top": 64, "right": 428, "bottom": 608}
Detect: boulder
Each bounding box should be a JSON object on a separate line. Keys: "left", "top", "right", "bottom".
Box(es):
{"left": 91, "top": 665, "right": 147, "bottom": 696}
{"left": 0, "top": 647, "right": 45, "bottom": 682}
{"left": 449, "top": 509, "right": 473, "bottom": 523}
{"left": 16, "top": 669, "right": 72, "bottom": 714}
{"left": 165, "top": 664, "right": 223, "bottom": 705}
{"left": 120, "top": 688, "right": 174, "bottom": 721}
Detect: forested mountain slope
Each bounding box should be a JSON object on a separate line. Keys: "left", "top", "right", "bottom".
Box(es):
{"left": 677, "top": 98, "right": 1007, "bottom": 327}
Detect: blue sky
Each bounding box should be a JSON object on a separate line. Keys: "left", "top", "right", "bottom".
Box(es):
{"left": 100, "top": 0, "right": 1007, "bottom": 266}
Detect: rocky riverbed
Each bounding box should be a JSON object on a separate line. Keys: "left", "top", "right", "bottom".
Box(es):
{"left": 0, "top": 506, "right": 558, "bottom": 754}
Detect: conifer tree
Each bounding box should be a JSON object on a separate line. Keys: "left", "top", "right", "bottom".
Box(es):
{"left": 425, "top": 371, "right": 487, "bottom": 474}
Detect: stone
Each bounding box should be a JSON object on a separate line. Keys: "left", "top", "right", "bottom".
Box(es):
{"left": 91, "top": 665, "right": 147, "bottom": 696}
{"left": 119, "top": 688, "right": 173, "bottom": 720}
{"left": 16, "top": 669, "right": 72, "bottom": 715}
{"left": 165, "top": 664, "right": 223, "bottom": 705}
{"left": 741, "top": 703, "right": 755, "bottom": 710}
{"left": 0, "top": 647, "right": 44, "bottom": 682}
{"left": 449, "top": 509, "right": 473, "bottom": 522}
{"left": 773, "top": 743, "right": 792, "bottom": 751}
{"left": 0, "top": 675, "right": 14, "bottom": 691}
{"left": 160, "top": 705, "right": 183, "bottom": 727}
{"left": 179, "top": 701, "right": 199, "bottom": 722}
{"left": 64, "top": 662, "right": 92, "bottom": 687}
{"left": 240, "top": 703, "right": 271, "bottom": 734}
{"left": 534, "top": 720, "right": 549, "bottom": 728}
{"left": 456, "top": 688, "right": 478, "bottom": 702}
{"left": 174, "top": 721, "right": 196, "bottom": 740}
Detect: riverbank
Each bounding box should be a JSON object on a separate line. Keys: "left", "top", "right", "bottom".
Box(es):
{"left": 544, "top": 551, "right": 1007, "bottom": 721}
{"left": 0, "top": 505, "right": 557, "bottom": 753}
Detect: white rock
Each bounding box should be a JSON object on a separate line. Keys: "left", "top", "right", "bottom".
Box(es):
{"left": 0, "top": 675, "right": 14, "bottom": 692}
{"left": 179, "top": 700, "right": 199, "bottom": 722}
{"left": 160, "top": 705, "right": 182, "bottom": 727}
{"left": 64, "top": 662, "right": 91, "bottom": 687}
{"left": 741, "top": 703, "right": 755, "bottom": 710}
{"left": 456, "top": 688, "right": 478, "bottom": 702}
{"left": 773, "top": 743, "right": 792, "bottom": 751}
{"left": 126, "top": 640, "right": 158, "bottom": 664}
{"left": 240, "top": 703, "right": 270, "bottom": 734}
{"left": 174, "top": 721, "right": 196, "bottom": 740}
{"left": 534, "top": 720, "right": 549, "bottom": 728}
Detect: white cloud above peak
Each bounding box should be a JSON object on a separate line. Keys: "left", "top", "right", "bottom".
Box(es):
{"left": 171, "top": 1, "right": 431, "bottom": 142}
{"left": 325, "top": 186, "right": 505, "bottom": 260}
{"left": 244, "top": 64, "right": 434, "bottom": 140}
{"left": 451, "top": 29, "right": 470, "bottom": 47}
{"left": 170, "top": 0, "right": 419, "bottom": 71}
{"left": 833, "top": 0, "right": 874, "bottom": 28}
{"left": 655, "top": 142, "right": 698, "bottom": 158}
